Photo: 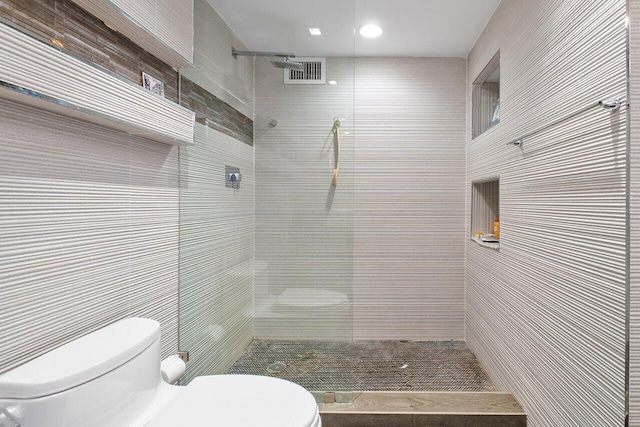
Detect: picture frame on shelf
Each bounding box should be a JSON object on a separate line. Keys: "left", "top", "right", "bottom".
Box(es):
{"left": 141, "top": 72, "right": 165, "bottom": 97}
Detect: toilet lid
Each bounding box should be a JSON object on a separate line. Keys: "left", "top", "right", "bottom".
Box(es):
{"left": 146, "top": 375, "right": 320, "bottom": 427}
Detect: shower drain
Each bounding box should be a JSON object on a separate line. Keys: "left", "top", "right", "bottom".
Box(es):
{"left": 267, "top": 362, "right": 286, "bottom": 373}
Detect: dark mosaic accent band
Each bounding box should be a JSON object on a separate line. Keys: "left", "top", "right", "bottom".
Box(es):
{"left": 0, "top": 0, "right": 179, "bottom": 103}
{"left": 180, "top": 75, "right": 254, "bottom": 146}
{"left": 1, "top": 0, "right": 253, "bottom": 146}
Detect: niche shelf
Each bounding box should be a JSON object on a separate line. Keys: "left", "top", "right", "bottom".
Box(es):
{"left": 471, "top": 178, "right": 500, "bottom": 250}
{"left": 472, "top": 51, "right": 500, "bottom": 139}
{"left": 0, "top": 21, "right": 194, "bottom": 146}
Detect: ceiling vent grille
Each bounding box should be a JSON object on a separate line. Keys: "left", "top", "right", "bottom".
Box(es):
{"left": 284, "top": 57, "right": 326, "bottom": 85}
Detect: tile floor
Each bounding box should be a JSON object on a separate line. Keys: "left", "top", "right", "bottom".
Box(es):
{"left": 227, "top": 340, "right": 496, "bottom": 392}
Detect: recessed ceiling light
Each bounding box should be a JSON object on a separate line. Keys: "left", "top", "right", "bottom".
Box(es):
{"left": 359, "top": 24, "right": 382, "bottom": 38}
{"left": 309, "top": 28, "right": 322, "bottom": 36}
{"left": 328, "top": 80, "right": 337, "bottom": 85}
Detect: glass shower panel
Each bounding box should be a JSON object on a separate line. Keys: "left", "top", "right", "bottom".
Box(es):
{"left": 178, "top": 120, "right": 255, "bottom": 384}
{"left": 250, "top": 54, "right": 355, "bottom": 399}
{"left": 178, "top": 0, "right": 356, "bottom": 400}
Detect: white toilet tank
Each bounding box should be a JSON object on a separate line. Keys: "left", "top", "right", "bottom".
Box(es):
{"left": 0, "top": 318, "right": 164, "bottom": 427}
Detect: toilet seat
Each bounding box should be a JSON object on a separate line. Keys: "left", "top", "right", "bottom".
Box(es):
{"left": 146, "top": 375, "right": 320, "bottom": 427}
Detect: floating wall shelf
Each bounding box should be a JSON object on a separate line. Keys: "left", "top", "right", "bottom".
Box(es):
{"left": 0, "top": 22, "right": 194, "bottom": 146}
{"left": 73, "top": 0, "right": 194, "bottom": 69}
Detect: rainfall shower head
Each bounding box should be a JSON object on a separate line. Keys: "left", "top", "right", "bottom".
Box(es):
{"left": 270, "top": 58, "right": 304, "bottom": 71}
{"left": 271, "top": 58, "right": 304, "bottom": 71}
{"left": 232, "top": 48, "right": 304, "bottom": 71}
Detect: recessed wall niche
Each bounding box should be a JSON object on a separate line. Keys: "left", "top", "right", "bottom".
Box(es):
{"left": 472, "top": 51, "right": 500, "bottom": 139}
{"left": 471, "top": 178, "right": 500, "bottom": 248}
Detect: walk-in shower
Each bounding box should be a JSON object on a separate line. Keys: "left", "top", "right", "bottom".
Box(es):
{"left": 177, "top": 0, "right": 498, "bottom": 409}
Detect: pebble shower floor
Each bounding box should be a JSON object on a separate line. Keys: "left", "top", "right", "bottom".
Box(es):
{"left": 227, "top": 340, "right": 496, "bottom": 392}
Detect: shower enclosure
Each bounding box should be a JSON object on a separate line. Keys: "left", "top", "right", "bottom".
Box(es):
{"left": 177, "top": 3, "right": 357, "bottom": 400}
{"left": 175, "top": 2, "right": 487, "bottom": 402}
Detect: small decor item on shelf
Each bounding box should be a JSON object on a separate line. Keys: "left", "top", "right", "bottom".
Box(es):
{"left": 141, "top": 72, "right": 165, "bottom": 97}
{"left": 49, "top": 38, "right": 65, "bottom": 49}
{"left": 493, "top": 219, "right": 500, "bottom": 240}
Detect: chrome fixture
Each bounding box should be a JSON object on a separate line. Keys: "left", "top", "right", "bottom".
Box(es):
{"left": 267, "top": 116, "right": 278, "bottom": 127}
{"left": 225, "top": 165, "right": 242, "bottom": 190}
{"left": 271, "top": 58, "right": 305, "bottom": 70}
{"left": 599, "top": 98, "right": 622, "bottom": 110}
{"left": 506, "top": 140, "right": 523, "bottom": 147}
{"left": 231, "top": 48, "right": 304, "bottom": 71}
{"left": 505, "top": 97, "right": 627, "bottom": 147}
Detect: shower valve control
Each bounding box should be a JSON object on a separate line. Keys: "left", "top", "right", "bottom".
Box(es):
{"left": 225, "top": 166, "right": 242, "bottom": 190}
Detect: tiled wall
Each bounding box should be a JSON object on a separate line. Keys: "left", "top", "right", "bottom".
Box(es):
{"left": 253, "top": 57, "right": 355, "bottom": 340}
{"left": 179, "top": 123, "right": 254, "bottom": 382}
{"left": 253, "top": 56, "right": 466, "bottom": 341}
{"left": 0, "top": 98, "right": 179, "bottom": 374}
{"left": 179, "top": 76, "right": 254, "bottom": 146}
{"left": 174, "top": 0, "right": 255, "bottom": 381}
{"left": 0, "top": 0, "right": 256, "bottom": 379}
{"left": 0, "top": 0, "right": 184, "bottom": 375}
{"left": 179, "top": 0, "right": 254, "bottom": 119}
{"left": 353, "top": 57, "right": 466, "bottom": 340}
{"left": 73, "top": 0, "right": 194, "bottom": 67}
{"left": 0, "top": 0, "right": 179, "bottom": 103}
{"left": 465, "top": 0, "right": 627, "bottom": 426}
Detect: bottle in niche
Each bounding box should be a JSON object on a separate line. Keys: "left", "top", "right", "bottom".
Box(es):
{"left": 493, "top": 219, "right": 500, "bottom": 240}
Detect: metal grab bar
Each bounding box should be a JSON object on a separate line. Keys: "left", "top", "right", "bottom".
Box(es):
{"left": 505, "top": 97, "right": 626, "bottom": 147}
{"left": 331, "top": 118, "right": 341, "bottom": 186}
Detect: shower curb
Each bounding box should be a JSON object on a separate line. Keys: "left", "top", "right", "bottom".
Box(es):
{"left": 319, "top": 391, "right": 526, "bottom": 427}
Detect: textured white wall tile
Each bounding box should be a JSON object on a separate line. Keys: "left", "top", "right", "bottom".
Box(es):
{"left": 254, "top": 57, "right": 355, "bottom": 340}
{"left": 74, "top": 0, "right": 193, "bottom": 67}
{"left": 0, "top": 22, "right": 194, "bottom": 146}
{"left": 180, "top": 0, "right": 254, "bottom": 118}
{"left": 0, "top": 98, "right": 179, "bottom": 374}
{"left": 179, "top": 123, "right": 254, "bottom": 382}
{"left": 466, "top": 1, "right": 627, "bottom": 426}
{"left": 353, "top": 57, "right": 467, "bottom": 340}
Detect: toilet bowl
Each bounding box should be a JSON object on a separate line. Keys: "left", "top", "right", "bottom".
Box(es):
{"left": 0, "top": 318, "right": 320, "bottom": 427}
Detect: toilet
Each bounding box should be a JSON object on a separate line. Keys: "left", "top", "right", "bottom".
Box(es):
{"left": 0, "top": 318, "right": 321, "bottom": 427}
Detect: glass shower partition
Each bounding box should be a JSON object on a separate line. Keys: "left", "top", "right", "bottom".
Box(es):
{"left": 178, "top": 3, "right": 356, "bottom": 403}
{"left": 250, "top": 54, "right": 355, "bottom": 401}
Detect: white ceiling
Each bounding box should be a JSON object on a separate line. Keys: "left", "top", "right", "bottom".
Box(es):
{"left": 205, "top": 0, "right": 502, "bottom": 57}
